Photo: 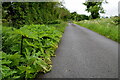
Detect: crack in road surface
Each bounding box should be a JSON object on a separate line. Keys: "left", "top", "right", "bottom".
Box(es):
{"left": 37, "top": 23, "right": 118, "bottom": 78}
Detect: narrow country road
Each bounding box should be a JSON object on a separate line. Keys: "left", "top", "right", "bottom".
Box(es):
{"left": 37, "top": 23, "right": 118, "bottom": 78}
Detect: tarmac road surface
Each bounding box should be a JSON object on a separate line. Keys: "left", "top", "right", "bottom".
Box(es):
{"left": 37, "top": 23, "right": 118, "bottom": 78}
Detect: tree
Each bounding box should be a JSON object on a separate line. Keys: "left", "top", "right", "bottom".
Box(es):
{"left": 2, "top": 2, "right": 70, "bottom": 28}
{"left": 70, "top": 12, "right": 89, "bottom": 21}
{"left": 70, "top": 12, "right": 78, "bottom": 21}
{"left": 77, "top": 14, "right": 89, "bottom": 21}
{"left": 83, "top": 1, "right": 107, "bottom": 19}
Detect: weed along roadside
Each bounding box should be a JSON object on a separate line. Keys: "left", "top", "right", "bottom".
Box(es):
{"left": 1, "top": 23, "right": 67, "bottom": 79}
{"left": 74, "top": 17, "right": 119, "bottom": 43}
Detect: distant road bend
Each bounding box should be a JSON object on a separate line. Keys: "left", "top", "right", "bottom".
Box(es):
{"left": 37, "top": 23, "right": 118, "bottom": 78}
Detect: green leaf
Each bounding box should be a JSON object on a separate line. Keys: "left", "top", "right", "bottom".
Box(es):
{"left": 2, "top": 60, "right": 12, "bottom": 65}
{"left": 17, "top": 66, "right": 26, "bottom": 74}
{"left": 2, "top": 66, "right": 10, "bottom": 70}
{"left": 10, "top": 44, "right": 20, "bottom": 51}
{"left": 13, "top": 76, "right": 20, "bottom": 78}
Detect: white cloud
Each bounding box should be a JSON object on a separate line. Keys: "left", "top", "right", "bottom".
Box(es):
{"left": 61, "top": 0, "right": 119, "bottom": 17}
{"left": 101, "top": 0, "right": 119, "bottom": 17}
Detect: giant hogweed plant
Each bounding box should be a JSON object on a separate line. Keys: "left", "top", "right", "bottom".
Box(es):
{"left": 1, "top": 24, "right": 65, "bottom": 79}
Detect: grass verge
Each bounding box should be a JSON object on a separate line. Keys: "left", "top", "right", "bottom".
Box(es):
{"left": 74, "top": 17, "right": 119, "bottom": 43}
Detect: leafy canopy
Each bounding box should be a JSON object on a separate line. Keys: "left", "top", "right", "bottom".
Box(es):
{"left": 83, "top": 0, "right": 107, "bottom": 19}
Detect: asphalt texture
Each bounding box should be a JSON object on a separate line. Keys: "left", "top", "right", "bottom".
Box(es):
{"left": 37, "top": 23, "right": 118, "bottom": 78}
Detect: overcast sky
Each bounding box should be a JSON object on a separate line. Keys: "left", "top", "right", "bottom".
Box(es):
{"left": 60, "top": 0, "right": 119, "bottom": 17}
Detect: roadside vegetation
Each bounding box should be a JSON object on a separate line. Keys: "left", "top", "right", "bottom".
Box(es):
{"left": 74, "top": 17, "right": 120, "bottom": 43}
{"left": 2, "top": 23, "right": 67, "bottom": 79}
{"left": 1, "top": 2, "right": 68, "bottom": 79}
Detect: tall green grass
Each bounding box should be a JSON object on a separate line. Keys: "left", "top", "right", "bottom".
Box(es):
{"left": 74, "top": 18, "right": 119, "bottom": 43}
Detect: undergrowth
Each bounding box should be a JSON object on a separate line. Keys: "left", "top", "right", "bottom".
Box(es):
{"left": 1, "top": 22, "right": 67, "bottom": 79}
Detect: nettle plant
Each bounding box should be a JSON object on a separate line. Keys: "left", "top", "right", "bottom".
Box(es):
{"left": 1, "top": 24, "right": 63, "bottom": 79}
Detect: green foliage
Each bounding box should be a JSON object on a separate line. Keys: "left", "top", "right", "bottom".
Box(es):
{"left": 2, "top": 23, "right": 66, "bottom": 79}
{"left": 83, "top": 1, "right": 106, "bottom": 19}
{"left": 69, "top": 12, "right": 89, "bottom": 21}
{"left": 2, "top": 2, "right": 70, "bottom": 28}
{"left": 2, "top": 2, "right": 68, "bottom": 79}
{"left": 112, "top": 17, "right": 120, "bottom": 25}
{"left": 74, "top": 18, "right": 119, "bottom": 43}
{"left": 47, "top": 20, "right": 63, "bottom": 24}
